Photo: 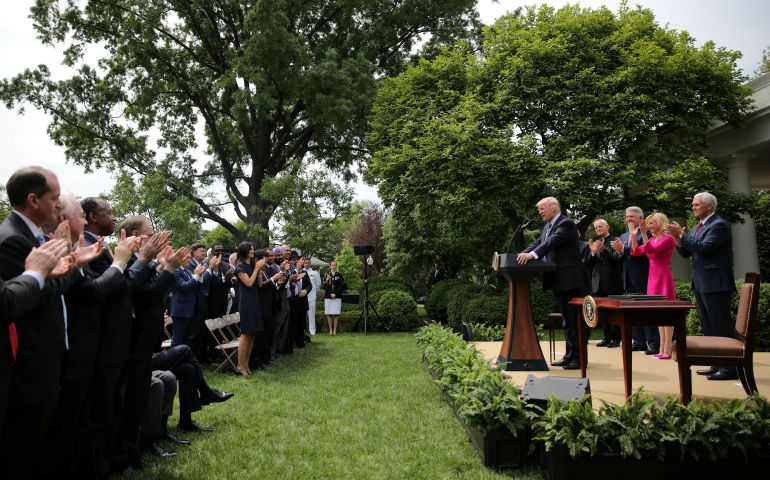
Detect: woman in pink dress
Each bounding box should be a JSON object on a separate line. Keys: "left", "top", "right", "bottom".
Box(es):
{"left": 630, "top": 212, "right": 676, "bottom": 359}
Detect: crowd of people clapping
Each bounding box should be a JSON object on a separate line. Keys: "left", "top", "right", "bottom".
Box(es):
{"left": 0, "top": 166, "right": 344, "bottom": 479}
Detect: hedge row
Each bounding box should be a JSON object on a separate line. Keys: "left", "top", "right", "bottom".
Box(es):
{"left": 426, "top": 278, "right": 558, "bottom": 327}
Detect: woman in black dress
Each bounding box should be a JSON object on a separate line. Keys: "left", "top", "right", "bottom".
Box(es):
{"left": 234, "top": 242, "right": 264, "bottom": 376}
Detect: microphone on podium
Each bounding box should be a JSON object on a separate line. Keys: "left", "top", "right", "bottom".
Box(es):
{"left": 504, "top": 219, "right": 534, "bottom": 254}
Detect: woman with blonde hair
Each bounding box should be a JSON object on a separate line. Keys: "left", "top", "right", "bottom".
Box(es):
{"left": 630, "top": 212, "right": 676, "bottom": 359}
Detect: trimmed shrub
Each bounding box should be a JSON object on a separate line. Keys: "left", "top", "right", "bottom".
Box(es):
{"left": 362, "top": 276, "right": 413, "bottom": 307}
{"left": 468, "top": 322, "right": 506, "bottom": 341}
{"left": 461, "top": 295, "right": 509, "bottom": 326}
{"left": 376, "top": 290, "right": 419, "bottom": 331}
{"left": 446, "top": 283, "right": 498, "bottom": 324}
{"left": 425, "top": 279, "right": 467, "bottom": 322}
{"left": 530, "top": 281, "right": 559, "bottom": 325}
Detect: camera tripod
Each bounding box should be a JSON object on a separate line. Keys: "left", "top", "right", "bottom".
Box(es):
{"left": 356, "top": 256, "right": 380, "bottom": 335}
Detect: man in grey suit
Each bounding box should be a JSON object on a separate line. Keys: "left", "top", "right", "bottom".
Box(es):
{"left": 666, "top": 192, "right": 737, "bottom": 381}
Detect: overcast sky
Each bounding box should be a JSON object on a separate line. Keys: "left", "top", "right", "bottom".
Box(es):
{"left": 1, "top": 0, "right": 768, "bottom": 219}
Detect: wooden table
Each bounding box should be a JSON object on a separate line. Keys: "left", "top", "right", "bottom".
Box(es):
{"left": 569, "top": 297, "right": 696, "bottom": 404}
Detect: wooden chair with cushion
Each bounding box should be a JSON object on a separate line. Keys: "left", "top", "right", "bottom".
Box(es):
{"left": 674, "top": 272, "right": 761, "bottom": 399}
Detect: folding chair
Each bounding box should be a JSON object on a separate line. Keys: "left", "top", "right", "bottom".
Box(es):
{"left": 206, "top": 317, "right": 240, "bottom": 373}
{"left": 161, "top": 315, "right": 173, "bottom": 349}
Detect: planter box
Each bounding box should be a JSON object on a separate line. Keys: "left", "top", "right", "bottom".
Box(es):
{"left": 541, "top": 446, "right": 770, "bottom": 480}
{"left": 424, "top": 361, "right": 533, "bottom": 469}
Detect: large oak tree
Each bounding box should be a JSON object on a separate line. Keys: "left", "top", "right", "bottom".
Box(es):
{"left": 0, "top": 0, "right": 477, "bottom": 243}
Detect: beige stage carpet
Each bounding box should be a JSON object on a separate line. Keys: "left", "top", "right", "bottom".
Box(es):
{"left": 474, "top": 340, "right": 770, "bottom": 406}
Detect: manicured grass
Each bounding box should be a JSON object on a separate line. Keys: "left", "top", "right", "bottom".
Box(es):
{"left": 134, "top": 333, "right": 542, "bottom": 479}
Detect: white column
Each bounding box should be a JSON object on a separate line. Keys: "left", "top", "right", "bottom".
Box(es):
{"left": 726, "top": 154, "right": 760, "bottom": 279}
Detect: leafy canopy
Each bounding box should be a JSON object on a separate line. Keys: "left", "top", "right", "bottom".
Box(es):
{"left": 367, "top": 3, "right": 753, "bottom": 277}
{"left": 0, "top": 0, "right": 478, "bottom": 243}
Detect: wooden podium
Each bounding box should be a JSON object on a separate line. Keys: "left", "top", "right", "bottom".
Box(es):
{"left": 495, "top": 253, "right": 556, "bottom": 371}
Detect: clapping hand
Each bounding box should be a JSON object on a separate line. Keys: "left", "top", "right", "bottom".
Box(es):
{"left": 194, "top": 263, "right": 206, "bottom": 276}
{"left": 137, "top": 231, "right": 171, "bottom": 261}
{"left": 24, "top": 239, "right": 70, "bottom": 278}
{"left": 209, "top": 254, "right": 222, "bottom": 270}
{"left": 52, "top": 220, "right": 73, "bottom": 248}
{"left": 72, "top": 234, "right": 104, "bottom": 268}
{"left": 609, "top": 238, "right": 624, "bottom": 254}
{"left": 49, "top": 256, "right": 73, "bottom": 279}
{"left": 664, "top": 222, "right": 683, "bottom": 239}
{"left": 113, "top": 229, "right": 140, "bottom": 267}
{"left": 163, "top": 246, "right": 188, "bottom": 271}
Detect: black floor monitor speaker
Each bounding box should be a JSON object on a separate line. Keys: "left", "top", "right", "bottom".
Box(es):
{"left": 519, "top": 374, "right": 591, "bottom": 408}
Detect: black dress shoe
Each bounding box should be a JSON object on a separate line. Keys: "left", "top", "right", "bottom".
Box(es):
{"left": 631, "top": 344, "right": 647, "bottom": 351}
{"left": 707, "top": 370, "right": 739, "bottom": 381}
{"left": 697, "top": 367, "right": 718, "bottom": 376}
{"left": 596, "top": 339, "right": 610, "bottom": 347}
{"left": 644, "top": 348, "right": 659, "bottom": 355}
{"left": 562, "top": 362, "right": 580, "bottom": 370}
{"left": 200, "top": 389, "right": 235, "bottom": 405}
{"left": 551, "top": 358, "right": 570, "bottom": 367}
{"left": 177, "top": 420, "right": 214, "bottom": 433}
{"left": 149, "top": 443, "right": 177, "bottom": 458}
{"left": 607, "top": 340, "right": 620, "bottom": 348}
{"left": 163, "top": 432, "right": 191, "bottom": 445}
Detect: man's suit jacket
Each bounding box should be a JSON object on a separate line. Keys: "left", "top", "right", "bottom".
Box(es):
{"left": 676, "top": 214, "right": 734, "bottom": 293}
{"left": 289, "top": 272, "right": 314, "bottom": 313}
{"left": 524, "top": 215, "right": 588, "bottom": 293}
{"left": 84, "top": 233, "right": 153, "bottom": 368}
{"left": 0, "top": 212, "right": 76, "bottom": 406}
{"left": 617, "top": 230, "right": 650, "bottom": 294}
{"left": 62, "top": 265, "right": 125, "bottom": 382}
{"left": 1, "top": 275, "right": 42, "bottom": 325}
{"left": 585, "top": 235, "right": 624, "bottom": 295}
{"left": 129, "top": 259, "right": 175, "bottom": 356}
{"left": 169, "top": 267, "right": 199, "bottom": 318}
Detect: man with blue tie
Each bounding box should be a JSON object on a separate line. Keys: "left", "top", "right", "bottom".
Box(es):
{"left": 666, "top": 192, "right": 737, "bottom": 381}
{"left": 610, "top": 206, "right": 661, "bottom": 355}
{"left": 517, "top": 197, "right": 589, "bottom": 370}
{"left": 169, "top": 249, "right": 206, "bottom": 347}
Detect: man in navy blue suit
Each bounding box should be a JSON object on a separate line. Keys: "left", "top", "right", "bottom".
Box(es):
{"left": 610, "top": 206, "right": 660, "bottom": 355}
{"left": 666, "top": 192, "right": 737, "bottom": 381}
{"left": 518, "top": 197, "right": 589, "bottom": 370}
{"left": 169, "top": 250, "right": 206, "bottom": 347}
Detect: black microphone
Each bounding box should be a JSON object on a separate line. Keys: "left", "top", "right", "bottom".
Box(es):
{"left": 504, "top": 219, "right": 534, "bottom": 254}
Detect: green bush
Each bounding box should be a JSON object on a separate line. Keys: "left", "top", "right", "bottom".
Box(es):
{"left": 376, "top": 290, "right": 419, "bottom": 331}
{"left": 461, "top": 295, "right": 508, "bottom": 326}
{"left": 530, "top": 281, "right": 559, "bottom": 325}
{"left": 425, "top": 279, "right": 467, "bottom": 322}
{"left": 362, "top": 276, "right": 413, "bottom": 306}
{"left": 675, "top": 279, "right": 702, "bottom": 335}
{"left": 468, "top": 322, "right": 506, "bottom": 341}
{"left": 446, "top": 283, "right": 499, "bottom": 324}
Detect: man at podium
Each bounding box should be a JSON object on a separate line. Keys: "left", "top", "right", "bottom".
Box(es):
{"left": 516, "top": 197, "right": 589, "bottom": 370}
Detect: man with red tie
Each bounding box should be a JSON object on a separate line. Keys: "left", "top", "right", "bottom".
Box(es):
{"left": 666, "top": 192, "right": 737, "bottom": 381}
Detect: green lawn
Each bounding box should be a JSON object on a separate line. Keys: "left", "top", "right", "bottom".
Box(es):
{"left": 135, "top": 333, "right": 542, "bottom": 479}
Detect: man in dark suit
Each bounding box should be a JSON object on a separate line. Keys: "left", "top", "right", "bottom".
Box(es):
{"left": 150, "top": 344, "right": 234, "bottom": 432}
{"left": 80, "top": 196, "right": 168, "bottom": 478}
{"left": 0, "top": 237, "right": 69, "bottom": 428}
{"left": 0, "top": 167, "right": 102, "bottom": 479}
{"left": 189, "top": 243, "right": 212, "bottom": 357}
{"left": 289, "top": 253, "right": 313, "bottom": 349}
{"left": 586, "top": 219, "right": 624, "bottom": 347}
{"left": 115, "top": 216, "right": 186, "bottom": 473}
{"left": 666, "top": 192, "right": 737, "bottom": 381}
{"left": 517, "top": 197, "right": 589, "bottom": 370}
{"left": 169, "top": 249, "right": 206, "bottom": 347}
{"left": 428, "top": 259, "right": 445, "bottom": 288}
{"left": 610, "top": 206, "right": 660, "bottom": 354}
{"left": 36, "top": 194, "right": 133, "bottom": 479}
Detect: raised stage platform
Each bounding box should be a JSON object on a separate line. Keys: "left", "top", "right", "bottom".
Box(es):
{"left": 474, "top": 339, "right": 770, "bottom": 406}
